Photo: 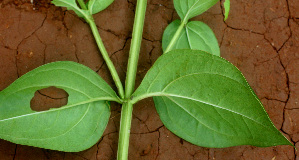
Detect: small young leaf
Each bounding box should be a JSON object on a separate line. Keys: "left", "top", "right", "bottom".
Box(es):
{"left": 132, "top": 49, "right": 292, "bottom": 148}
{"left": 52, "top": 0, "right": 89, "bottom": 18}
{"left": 0, "top": 61, "right": 120, "bottom": 152}
{"left": 162, "top": 20, "right": 220, "bottom": 56}
{"left": 174, "top": 0, "right": 219, "bottom": 23}
{"left": 87, "top": 0, "right": 114, "bottom": 15}
{"left": 223, "top": 0, "right": 230, "bottom": 21}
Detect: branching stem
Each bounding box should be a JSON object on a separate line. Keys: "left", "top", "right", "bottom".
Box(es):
{"left": 86, "top": 18, "right": 125, "bottom": 99}
{"left": 76, "top": 0, "right": 125, "bottom": 99}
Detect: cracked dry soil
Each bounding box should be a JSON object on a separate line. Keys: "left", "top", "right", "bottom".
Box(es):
{"left": 0, "top": 0, "right": 298, "bottom": 159}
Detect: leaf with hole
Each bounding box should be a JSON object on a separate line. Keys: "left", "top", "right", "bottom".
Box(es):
{"left": 52, "top": 0, "right": 89, "bottom": 18}
{"left": 132, "top": 49, "right": 292, "bottom": 148}
{"left": 87, "top": 0, "right": 114, "bottom": 15}
{"left": 174, "top": 0, "right": 219, "bottom": 23}
{"left": 162, "top": 20, "right": 220, "bottom": 56}
{"left": 0, "top": 61, "right": 120, "bottom": 152}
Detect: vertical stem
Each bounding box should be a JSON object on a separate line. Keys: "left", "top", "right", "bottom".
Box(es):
{"left": 117, "top": 0, "right": 147, "bottom": 160}
{"left": 117, "top": 102, "right": 133, "bottom": 160}
{"left": 124, "top": 0, "right": 147, "bottom": 98}
{"left": 164, "top": 21, "right": 185, "bottom": 53}
{"left": 87, "top": 18, "right": 125, "bottom": 99}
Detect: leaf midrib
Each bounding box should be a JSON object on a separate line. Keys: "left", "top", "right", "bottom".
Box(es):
{"left": 0, "top": 97, "right": 112, "bottom": 122}
{"left": 186, "top": 24, "right": 213, "bottom": 53}
{"left": 155, "top": 93, "right": 272, "bottom": 133}
{"left": 166, "top": 96, "right": 236, "bottom": 137}
{"left": 183, "top": 0, "right": 211, "bottom": 22}
{"left": 133, "top": 72, "right": 271, "bottom": 131}
{"left": 0, "top": 103, "right": 92, "bottom": 140}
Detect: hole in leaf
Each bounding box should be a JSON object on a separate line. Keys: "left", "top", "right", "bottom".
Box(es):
{"left": 30, "top": 87, "right": 69, "bottom": 111}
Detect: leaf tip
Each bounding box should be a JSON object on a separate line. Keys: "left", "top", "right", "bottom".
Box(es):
{"left": 223, "top": 0, "right": 230, "bottom": 21}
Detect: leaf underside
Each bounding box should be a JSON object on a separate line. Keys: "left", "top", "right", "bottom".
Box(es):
{"left": 52, "top": 0, "right": 89, "bottom": 18}
{"left": 133, "top": 49, "right": 292, "bottom": 148}
{"left": 51, "top": 0, "right": 115, "bottom": 18}
{"left": 0, "top": 61, "right": 118, "bottom": 152}
{"left": 87, "top": 0, "right": 114, "bottom": 15}
{"left": 174, "top": 0, "right": 219, "bottom": 22}
{"left": 162, "top": 20, "right": 220, "bottom": 56}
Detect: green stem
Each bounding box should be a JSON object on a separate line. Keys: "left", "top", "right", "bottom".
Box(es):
{"left": 117, "top": 102, "right": 133, "bottom": 160}
{"left": 164, "top": 21, "right": 186, "bottom": 53}
{"left": 117, "top": 0, "right": 147, "bottom": 160}
{"left": 124, "top": 0, "right": 147, "bottom": 98}
{"left": 86, "top": 18, "right": 125, "bottom": 99}
{"left": 77, "top": 0, "right": 87, "bottom": 10}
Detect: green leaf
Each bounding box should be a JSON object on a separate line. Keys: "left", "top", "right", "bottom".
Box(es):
{"left": 223, "top": 0, "right": 230, "bottom": 21}
{"left": 132, "top": 49, "right": 292, "bottom": 148}
{"left": 87, "top": 0, "right": 114, "bottom": 15}
{"left": 51, "top": 0, "right": 89, "bottom": 18}
{"left": 174, "top": 0, "right": 219, "bottom": 23}
{"left": 162, "top": 20, "right": 220, "bottom": 56}
{"left": 0, "top": 61, "right": 120, "bottom": 152}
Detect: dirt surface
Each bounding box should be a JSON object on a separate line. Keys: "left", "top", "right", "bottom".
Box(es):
{"left": 0, "top": 0, "right": 298, "bottom": 159}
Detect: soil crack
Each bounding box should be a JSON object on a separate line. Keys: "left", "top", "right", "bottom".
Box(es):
{"left": 12, "top": 144, "right": 17, "bottom": 160}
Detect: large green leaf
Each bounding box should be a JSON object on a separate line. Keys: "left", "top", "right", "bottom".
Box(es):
{"left": 87, "top": 0, "right": 114, "bottom": 15}
{"left": 0, "top": 61, "right": 120, "bottom": 152}
{"left": 52, "top": 0, "right": 89, "bottom": 18}
{"left": 132, "top": 49, "right": 292, "bottom": 148}
{"left": 174, "top": 0, "right": 219, "bottom": 22}
{"left": 162, "top": 20, "right": 220, "bottom": 56}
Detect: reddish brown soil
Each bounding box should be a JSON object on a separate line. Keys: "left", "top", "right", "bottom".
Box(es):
{"left": 0, "top": 0, "right": 298, "bottom": 159}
